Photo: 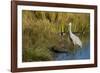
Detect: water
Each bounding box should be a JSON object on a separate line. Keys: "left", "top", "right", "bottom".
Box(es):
{"left": 54, "top": 43, "right": 90, "bottom": 60}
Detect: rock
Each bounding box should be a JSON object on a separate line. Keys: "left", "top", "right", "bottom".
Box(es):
{"left": 51, "top": 47, "right": 68, "bottom": 53}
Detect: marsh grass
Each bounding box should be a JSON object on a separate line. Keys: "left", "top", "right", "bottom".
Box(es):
{"left": 22, "top": 10, "right": 90, "bottom": 62}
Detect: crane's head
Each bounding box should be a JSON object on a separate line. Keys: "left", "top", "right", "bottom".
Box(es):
{"left": 68, "top": 22, "right": 72, "bottom": 26}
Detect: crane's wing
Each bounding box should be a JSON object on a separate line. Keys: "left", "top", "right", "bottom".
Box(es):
{"left": 71, "top": 33, "right": 82, "bottom": 48}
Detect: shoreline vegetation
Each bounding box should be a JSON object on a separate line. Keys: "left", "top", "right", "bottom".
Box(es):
{"left": 22, "top": 10, "right": 90, "bottom": 62}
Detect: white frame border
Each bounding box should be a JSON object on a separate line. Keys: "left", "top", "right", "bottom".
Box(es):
{"left": 17, "top": 5, "right": 94, "bottom": 68}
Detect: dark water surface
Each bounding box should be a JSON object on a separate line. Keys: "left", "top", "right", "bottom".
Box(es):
{"left": 54, "top": 43, "right": 90, "bottom": 60}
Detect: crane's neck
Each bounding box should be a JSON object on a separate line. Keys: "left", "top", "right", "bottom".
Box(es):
{"left": 69, "top": 24, "right": 72, "bottom": 35}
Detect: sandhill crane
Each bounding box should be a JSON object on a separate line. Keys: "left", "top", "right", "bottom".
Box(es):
{"left": 68, "top": 22, "right": 82, "bottom": 48}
